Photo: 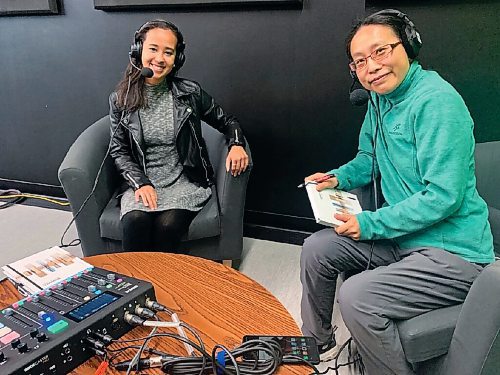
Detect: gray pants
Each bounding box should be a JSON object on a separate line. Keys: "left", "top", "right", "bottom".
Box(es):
{"left": 300, "top": 228, "right": 483, "bottom": 375}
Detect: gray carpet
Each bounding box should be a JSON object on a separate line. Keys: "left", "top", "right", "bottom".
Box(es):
{"left": 0, "top": 203, "right": 359, "bottom": 374}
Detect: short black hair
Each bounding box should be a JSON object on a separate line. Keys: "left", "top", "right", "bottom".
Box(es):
{"left": 345, "top": 12, "right": 408, "bottom": 61}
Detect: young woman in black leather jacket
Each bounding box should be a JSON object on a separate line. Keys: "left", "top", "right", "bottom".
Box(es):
{"left": 109, "top": 20, "right": 249, "bottom": 253}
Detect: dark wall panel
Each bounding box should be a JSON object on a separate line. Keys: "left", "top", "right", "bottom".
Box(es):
{"left": 1, "top": 0, "right": 499, "bottom": 238}
{"left": 0, "top": 0, "right": 366, "bottom": 223}
{"left": 367, "top": 0, "right": 500, "bottom": 143}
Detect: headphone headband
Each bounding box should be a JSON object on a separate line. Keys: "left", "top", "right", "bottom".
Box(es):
{"left": 370, "top": 9, "right": 422, "bottom": 59}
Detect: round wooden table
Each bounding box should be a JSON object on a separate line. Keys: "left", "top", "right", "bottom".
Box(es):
{"left": 0, "top": 252, "right": 310, "bottom": 374}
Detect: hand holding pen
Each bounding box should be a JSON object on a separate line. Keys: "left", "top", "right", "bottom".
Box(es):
{"left": 298, "top": 173, "right": 337, "bottom": 190}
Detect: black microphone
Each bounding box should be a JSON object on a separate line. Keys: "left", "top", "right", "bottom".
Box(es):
{"left": 140, "top": 67, "right": 154, "bottom": 78}
{"left": 128, "top": 53, "right": 154, "bottom": 78}
{"left": 350, "top": 88, "right": 369, "bottom": 106}
{"left": 348, "top": 72, "right": 369, "bottom": 106}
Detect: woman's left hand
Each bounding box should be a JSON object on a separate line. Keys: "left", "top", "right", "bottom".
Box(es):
{"left": 226, "top": 146, "right": 249, "bottom": 176}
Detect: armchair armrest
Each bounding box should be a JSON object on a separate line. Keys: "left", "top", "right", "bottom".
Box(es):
{"left": 214, "top": 138, "right": 253, "bottom": 260}
{"left": 58, "top": 116, "right": 119, "bottom": 255}
{"left": 439, "top": 261, "right": 500, "bottom": 375}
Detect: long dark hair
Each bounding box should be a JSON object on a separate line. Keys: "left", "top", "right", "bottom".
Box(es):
{"left": 115, "top": 20, "right": 185, "bottom": 112}
{"left": 345, "top": 11, "right": 408, "bottom": 62}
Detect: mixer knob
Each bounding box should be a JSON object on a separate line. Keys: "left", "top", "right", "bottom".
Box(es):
{"left": 87, "top": 285, "right": 97, "bottom": 293}
{"left": 106, "top": 273, "right": 115, "bottom": 281}
{"left": 57, "top": 283, "right": 64, "bottom": 290}
{"left": 11, "top": 338, "right": 21, "bottom": 349}
{"left": 97, "top": 279, "right": 106, "bottom": 286}
{"left": 32, "top": 295, "right": 40, "bottom": 303}
{"left": 45, "top": 290, "right": 53, "bottom": 296}
{"left": 17, "top": 342, "right": 28, "bottom": 353}
{"left": 30, "top": 328, "right": 39, "bottom": 338}
{"left": 4, "top": 308, "right": 14, "bottom": 316}
{"left": 36, "top": 332, "right": 48, "bottom": 342}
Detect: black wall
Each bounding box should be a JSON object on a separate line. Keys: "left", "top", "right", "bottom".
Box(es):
{"left": 1, "top": 0, "right": 499, "bottom": 242}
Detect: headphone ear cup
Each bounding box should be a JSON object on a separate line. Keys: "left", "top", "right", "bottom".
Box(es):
{"left": 174, "top": 43, "right": 186, "bottom": 70}
{"left": 130, "top": 41, "right": 142, "bottom": 62}
{"left": 403, "top": 24, "right": 422, "bottom": 59}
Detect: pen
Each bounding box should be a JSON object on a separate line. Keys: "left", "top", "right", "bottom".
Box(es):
{"left": 297, "top": 174, "right": 335, "bottom": 188}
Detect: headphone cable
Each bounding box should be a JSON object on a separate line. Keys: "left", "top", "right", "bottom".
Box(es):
{"left": 60, "top": 74, "right": 133, "bottom": 248}
{"left": 366, "top": 94, "right": 381, "bottom": 270}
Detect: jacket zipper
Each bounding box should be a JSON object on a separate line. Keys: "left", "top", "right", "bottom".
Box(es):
{"left": 234, "top": 128, "right": 240, "bottom": 144}
{"left": 125, "top": 172, "right": 140, "bottom": 190}
{"left": 121, "top": 114, "right": 147, "bottom": 189}
{"left": 123, "top": 117, "right": 147, "bottom": 175}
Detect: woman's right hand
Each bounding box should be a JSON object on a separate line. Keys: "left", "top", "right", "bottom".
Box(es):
{"left": 135, "top": 185, "right": 158, "bottom": 210}
{"left": 305, "top": 172, "right": 339, "bottom": 191}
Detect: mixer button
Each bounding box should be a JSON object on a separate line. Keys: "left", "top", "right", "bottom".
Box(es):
{"left": 0, "top": 331, "right": 19, "bottom": 345}
{"left": 47, "top": 320, "right": 69, "bottom": 334}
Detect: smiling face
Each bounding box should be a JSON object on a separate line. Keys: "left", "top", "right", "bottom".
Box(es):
{"left": 141, "top": 27, "right": 177, "bottom": 85}
{"left": 350, "top": 24, "right": 410, "bottom": 95}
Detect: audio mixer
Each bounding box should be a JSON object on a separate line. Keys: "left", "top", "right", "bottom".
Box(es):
{"left": 0, "top": 266, "right": 155, "bottom": 374}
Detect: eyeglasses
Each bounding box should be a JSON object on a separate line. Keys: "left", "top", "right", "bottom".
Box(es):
{"left": 349, "top": 41, "right": 402, "bottom": 71}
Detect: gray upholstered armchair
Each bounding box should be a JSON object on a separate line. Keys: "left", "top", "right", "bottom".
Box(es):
{"left": 351, "top": 140, "right": 500, "bottom": 374}
{"left": 58, "top": 115, "right": 252, "bottom": 267}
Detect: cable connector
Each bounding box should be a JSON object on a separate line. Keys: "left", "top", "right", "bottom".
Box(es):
{"left": 124, "top": 311, "right": 145, "bottom": 326}
{"left": 85, "top": 337, "right": 106, "bottom": 350}
{"left": 91, "top": 331, "right": 113, "bottom": 345}
{"left": 114, "top": 355, "right": 175, "bottom": 371}
{"left": 88, "top": 347, "right": 106, "bottom": 357}
{"left": 145, "top": 298, "right": 170, "bottom": 313}
{"left": 135, "top": 305, "right": 156, "bottom": 319}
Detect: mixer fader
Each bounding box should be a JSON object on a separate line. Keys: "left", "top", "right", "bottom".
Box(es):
{"left": 0, "top": 266, "right": 155, "bottom": 374}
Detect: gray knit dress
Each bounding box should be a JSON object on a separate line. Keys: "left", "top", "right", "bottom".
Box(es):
{"left": 120, "top": 80, "right": 211, "bottom": 218}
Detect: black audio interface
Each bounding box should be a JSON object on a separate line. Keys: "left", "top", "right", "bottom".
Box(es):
{"left": 0, "top": 266, "right": 155, "bottom": 374}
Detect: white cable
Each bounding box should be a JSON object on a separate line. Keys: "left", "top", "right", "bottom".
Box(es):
{"left": 142, "top": 320, "right": 181, "bottom": 328}
{"left": 171, "top": 313, "right": 195, "bottom": 356}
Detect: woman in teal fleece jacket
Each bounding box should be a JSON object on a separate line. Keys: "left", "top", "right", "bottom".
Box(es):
{"left": 300, "top": 9, "right": 494, "bottom": 375}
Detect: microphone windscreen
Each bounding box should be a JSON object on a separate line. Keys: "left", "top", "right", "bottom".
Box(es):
{"left": 141, "top": 67, "right": 154, "bottom": 78}
{"left": 350, "top": 88, "right": 369, "bottom": 106}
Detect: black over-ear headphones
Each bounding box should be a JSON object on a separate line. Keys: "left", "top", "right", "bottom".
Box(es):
{"left": 129, "top": 20, "right": 186, "bottom": 72}
{"left": 370, "top": 9, "right": 422, "bottom": 59}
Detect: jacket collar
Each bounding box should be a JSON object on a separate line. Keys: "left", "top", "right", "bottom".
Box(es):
{"left": 371, "top": 61, "right": 422, "bottom": 105}
{"left": 167, "top": 78, "right": 197, "bottom": 99}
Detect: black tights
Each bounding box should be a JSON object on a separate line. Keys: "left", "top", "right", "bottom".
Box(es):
{"left": 121, "top": 209, "right": 197, "bottom": 253}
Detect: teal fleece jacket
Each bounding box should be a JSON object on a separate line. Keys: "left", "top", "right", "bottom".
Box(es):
{"left": 330, "top": 62, "right": 494, "bottom": 263}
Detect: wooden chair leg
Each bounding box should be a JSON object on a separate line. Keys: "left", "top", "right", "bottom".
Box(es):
{"left": 222, "top": 260, "right": 233, "bottom": 268}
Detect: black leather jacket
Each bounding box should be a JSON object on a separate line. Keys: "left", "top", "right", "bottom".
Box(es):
{"left": 109, "top": 77, "right": 245, "bottom": 191}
